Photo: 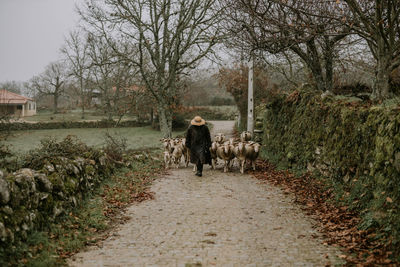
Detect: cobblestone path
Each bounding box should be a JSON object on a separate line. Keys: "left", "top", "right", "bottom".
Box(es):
{"left": 69, "top": 121, "right": 342, "bottom": 267}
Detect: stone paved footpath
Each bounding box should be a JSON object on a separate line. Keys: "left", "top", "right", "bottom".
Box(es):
{"left": 69, "top": 121, "right": 343, "bottom": 267}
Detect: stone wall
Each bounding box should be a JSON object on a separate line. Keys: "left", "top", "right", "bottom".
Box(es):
{"left": 0, "top": 120, "right": 147, "bottom": 132}
{"left": 261, "top": 88, "right": 400, "bottom": 258}
{"left": 0, "top": 142, "right": 114, "bottom": 254}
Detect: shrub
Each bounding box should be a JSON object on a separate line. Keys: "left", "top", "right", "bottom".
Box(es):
{"left": 102, "top": 132, "right": 127, "bottom": 162}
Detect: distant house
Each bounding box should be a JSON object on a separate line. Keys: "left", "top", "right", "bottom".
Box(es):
{"left": 0, "top": 89, "right": 37, "bottom": 117}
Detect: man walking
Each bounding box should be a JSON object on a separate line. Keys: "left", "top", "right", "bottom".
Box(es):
{"left": 185, "top": 116, "right": 212, "bottom": 177}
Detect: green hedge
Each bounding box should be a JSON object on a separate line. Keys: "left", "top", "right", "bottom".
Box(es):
{"left": 0, "top": 120, "right": 147, "bottom": 132}
{"left": 262, "top": 88, "right": 400, "bottom": 259}
{"left": 177, "top": 106, "right": 237, "bottom": 121}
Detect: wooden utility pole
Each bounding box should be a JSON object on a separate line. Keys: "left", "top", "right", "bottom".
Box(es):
{"left": 247, "top": 55, "right": 254, "bottom": 134}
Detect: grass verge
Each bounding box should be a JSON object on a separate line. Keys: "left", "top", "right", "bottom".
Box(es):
{"left": 9, "top": 149, "right": 164, "bottom": 267}
{"left": 4, "top": 127, "right": 184, "bottom": 154}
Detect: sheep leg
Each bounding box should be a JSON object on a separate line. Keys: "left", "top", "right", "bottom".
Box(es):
{"left": 229, "top": 159, "right": 234, "bottom": 168}
{"left": 183, "top": 149, "right": 189, "bottom": 167}
{"left": 193, "top": 164, "right": 197, "bottom": 172}
{"left": 223, "top": 160, "right": 228, "bottom": 173}
{"left": 252, "top": 160, "right": 256, "bottom": 170}
{"left": 240, "top": 159, "right": 245, "bottom": 174}
{"left": 185, "top": 154, "right": 189, "bottom": 167}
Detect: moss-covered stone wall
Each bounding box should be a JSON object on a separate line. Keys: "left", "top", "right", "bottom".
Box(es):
{"left": 262, "top": 88, "right": 400, "bottom": 257}
{"left": 0, "top": 140, "right": 115, "bottom": 257}
{"left": 0, "top": 120, "right": 147, "bottom": 132}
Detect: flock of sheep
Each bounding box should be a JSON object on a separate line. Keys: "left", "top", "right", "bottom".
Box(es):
{"left": 161, "top": 131, "right": 261, "bottom": 174}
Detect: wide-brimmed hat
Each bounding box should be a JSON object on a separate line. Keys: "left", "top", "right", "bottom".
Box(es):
{"left": 191, "top": 116, "right": 206, "bottom": 126}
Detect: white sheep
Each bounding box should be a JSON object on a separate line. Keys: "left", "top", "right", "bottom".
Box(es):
{"left": 171, "top": 145, "right": 183, "bottom": 168}
{"left": 163, "top": 151, "right": 171, "bottom": 169}
{"left": 161, "top": 138, "right": 171, "bottom": 152}
{"left": 240, "top": 131, "right": 252, "bottom": 142}
{"left": 216, "top": 142, "right": 235, "bottom": 172}
{"left": 179, "top": 138, "right": 190, "bottom": 167}
{"left": 233, "top": 141, "right": 247, "bottom": 174}
{"left": 245, "top": 142, "right": 261, "bottom": 171}
{"left": 209, "top": 141, "right": 219, "bottom": 169}
{"left": 214, "top": 133, "right": 226, "bottom": 144}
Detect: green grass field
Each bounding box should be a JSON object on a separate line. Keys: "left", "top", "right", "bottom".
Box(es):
{"left": 4, "top": 127, "right": 184, "bottom": 154}
{"left": 23, "top": 109, "right": 137, "bottom": 122}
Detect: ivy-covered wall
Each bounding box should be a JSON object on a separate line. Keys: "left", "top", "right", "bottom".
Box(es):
{"left": 0, "top": 137, "right": 115, "bottom": 260}
{"left": 262, "top": 88, "right": 400, "bottom": 257}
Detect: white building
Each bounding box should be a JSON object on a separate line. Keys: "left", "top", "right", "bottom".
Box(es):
{"left": 0, "top": 89, "right": 37, "bottom": 117}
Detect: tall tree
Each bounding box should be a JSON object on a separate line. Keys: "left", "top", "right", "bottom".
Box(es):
{"left": 61, "top": 30, "right": 92, "bottom": 118}
{"left": 29, "top": 62, "right": 68, "bottom": 114}
{"left": 221, "top": 0, "right": 349, "bottom": 92}
{"left": 79, "top": 0, "right": 223, "bottom": 137}
{"left": 86, "top": 34, "right": 136, "bottom": 121}
{"left": 339, "top": 0, "right": 400, "bottom": 100}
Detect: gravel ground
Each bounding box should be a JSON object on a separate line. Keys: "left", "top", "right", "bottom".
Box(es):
{"left": 68, "top": 121, "right": 343, "bottom": 267}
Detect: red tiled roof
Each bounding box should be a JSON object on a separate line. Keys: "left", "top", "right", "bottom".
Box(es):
{"left": 0, "top": 89, "right": 33, "bottom": 104}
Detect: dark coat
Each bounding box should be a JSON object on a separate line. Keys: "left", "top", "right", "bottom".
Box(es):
{"left": 185, "top": 124, "right": 212, "bottom": 165}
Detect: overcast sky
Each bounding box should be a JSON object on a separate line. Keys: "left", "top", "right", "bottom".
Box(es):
{"left": 0, "top": 0, "right": 80, "bottom": 83}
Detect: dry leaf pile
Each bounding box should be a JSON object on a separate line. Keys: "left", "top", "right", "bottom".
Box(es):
{"left": 253, "top": 160, "right": 396, "bottom": 266}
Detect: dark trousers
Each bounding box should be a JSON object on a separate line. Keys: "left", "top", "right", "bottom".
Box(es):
{"left": 196, "top": 160, "right": 203, "bottom": 174}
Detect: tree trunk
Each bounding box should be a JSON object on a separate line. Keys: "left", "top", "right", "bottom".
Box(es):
{"left": 313, "top": 71, "right": 325, "bottom": 92}
{"left": 81, "top": 102, "right": 85, "bottom": 119}
{"left": 81, "top": 90, "right": 86, "bottom": 119}
{"left": 53, "top": 93, "right": 58, "bottom": 114}
{"left": 106, "top": 100, "right": 113, "bottom": 121}
{"left": 292, "top": 41, "right": 326, "bottom": 92}
{"left": 158, "top": 105, "right": 172, "bottom": 138}
{"left": 324, "top": 46, "right": 334, "bottom": 92}
{"left": 81, "top": 80, "right": 85, "bottom": 119}
{"left": 371, "top": 35, "right": 391, "bottom": 100}
{"left": 373, "top": 55, "right": 391, "bottom": 100}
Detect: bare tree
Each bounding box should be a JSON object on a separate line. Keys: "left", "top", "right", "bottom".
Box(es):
{"left": 61, "top": 30, "right": 92, "bottom": 118}
{"left": 221, "top": 0, "right": 349, "bottom": 92}
{"left": 0, "top": 81, "right": 22, "bottom": 94}
{"left": 261, "top": 51, "right": 307, "bottom": 90}
{"left": 28, "top": 62, "right": 68, "bottom": 114}
{"left": 86, "top": 34, "right": 137, "bottom": 121}
{"left": 338, "top": 0, "right": 400, "bottom": 100}
{"left": 79, "top": 0, "right": 224, "bottom": 137}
